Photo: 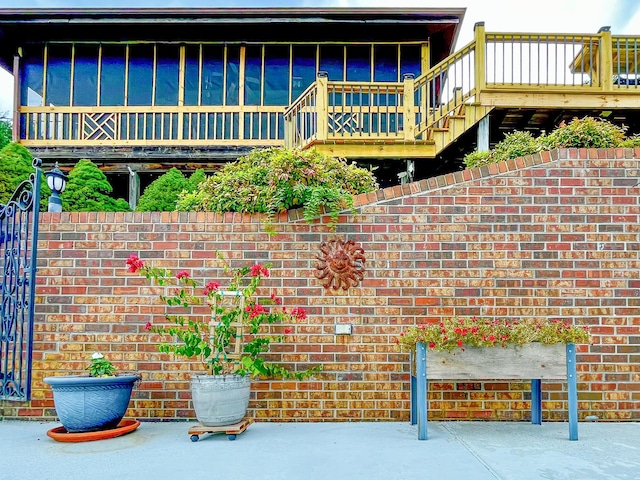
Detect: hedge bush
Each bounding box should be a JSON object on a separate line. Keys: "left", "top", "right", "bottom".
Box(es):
{"left": 464, "top": 116, "right": 633, "bottom": 168}
{"left": 177, "top": 147, "right": 378, "bottom": 226}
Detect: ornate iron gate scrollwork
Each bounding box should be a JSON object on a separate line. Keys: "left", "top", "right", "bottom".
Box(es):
{"left": 0, "top": 158, "right": 42, "bottom": 400}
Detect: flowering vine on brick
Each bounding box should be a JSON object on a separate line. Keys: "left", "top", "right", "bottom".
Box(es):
{"left": 126, "top": 253, "right": 320, "bottom": 379}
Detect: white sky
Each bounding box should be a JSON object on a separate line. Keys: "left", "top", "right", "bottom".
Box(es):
{"left": 1, "top": 0, "right": 640, "bottom": 117}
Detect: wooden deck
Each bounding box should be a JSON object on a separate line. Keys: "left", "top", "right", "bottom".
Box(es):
{"left": 19, "top": 25, "right": 640, "bottom": 160}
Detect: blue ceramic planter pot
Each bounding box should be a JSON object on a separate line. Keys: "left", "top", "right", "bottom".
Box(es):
{"left": 44, "top": 375, "right": 140, "bottom": 433}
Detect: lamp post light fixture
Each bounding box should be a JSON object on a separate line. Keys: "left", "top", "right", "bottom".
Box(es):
{"left": 45, "top": 162, "right": 68, "bottom": 213}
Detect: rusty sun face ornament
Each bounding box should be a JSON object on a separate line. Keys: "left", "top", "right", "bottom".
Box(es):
{"left": 314, "top": 239, "right": 366, "bottom": 291}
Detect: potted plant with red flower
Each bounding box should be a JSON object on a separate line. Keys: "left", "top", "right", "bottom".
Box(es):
{"left": 126, "top": 253, "right": 319, "bottom": 428}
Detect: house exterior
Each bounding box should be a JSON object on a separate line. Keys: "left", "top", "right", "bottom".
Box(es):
{"left": 0, "top": 8, "right": 639, "bottom": 205}
{"left": 0, "top": 7, "right": 465, "bottom": 203}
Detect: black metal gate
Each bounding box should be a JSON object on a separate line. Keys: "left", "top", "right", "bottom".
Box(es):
{"left": 0, "top": 158, "right": 42, "bottom": 401}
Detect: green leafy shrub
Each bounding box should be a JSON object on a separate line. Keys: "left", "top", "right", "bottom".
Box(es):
{"left": 462, "top": 150, "right": 492, "bottom": 169}
{"left": 620, "top": 135, "right": 640, "bottom": 147}
{"left": 136, "top": 168, "right": 205, "bottom": 212}
{"left": 491, "top": 130, "right": 542, "bottom": 163}
{"left": 62, "top": 159, "right": 131, "bottom": 212}
{"left": 464, "top": 116, "right": 634, "bottom": 169}
{"left": 0, "top": 142, "right": 50, "bottom": 210}
{"left": 540, "top": 116, "right": 626, "bottom": 149}
{"left": 0, "top": 119, "right": 11, "bottom": 151}
{"left": 176, "top": 147, "right": 378, "bottom": 226}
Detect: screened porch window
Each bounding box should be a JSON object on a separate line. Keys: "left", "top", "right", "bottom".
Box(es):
{"left": 127, "top": 45, "right": 153, "bottom": 106}
{"left": 292, "top": 45, "right": 316, "bottom": 100}
{"left": 155, "top": 45, "right": 180, "bottom": 106}
{"left": 20, "top": 45, "right": 44, "bottom": 106}
{"left": 46, "top": 44, "right": 72, "bottom": 106}
{"left": 73, "top": 44, "right": 98, "bottom": 106}
{"left": 100, "top": 45, "right": 125, "bottom": 106}
{"left": 264, "top": 45, "right": 290, "bottom": 105}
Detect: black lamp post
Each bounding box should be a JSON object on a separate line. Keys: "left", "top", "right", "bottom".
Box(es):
{"left": 45, "top": 162, "right": 68, "bottom": 213}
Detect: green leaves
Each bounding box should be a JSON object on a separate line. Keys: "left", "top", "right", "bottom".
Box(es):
{"left": 62, "top": 159, "right": 131, "bottom": 212}
{"left": 176, "top": 147, "right": 377, "bottom": 228}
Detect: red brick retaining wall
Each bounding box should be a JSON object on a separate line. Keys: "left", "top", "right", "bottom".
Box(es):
{"left": 2, "top": 147, "right": 639, "bottom": 422}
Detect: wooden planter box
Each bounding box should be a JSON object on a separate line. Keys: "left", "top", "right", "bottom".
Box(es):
{"left": 410, "top": 342, "right": 578, "bottom": 441}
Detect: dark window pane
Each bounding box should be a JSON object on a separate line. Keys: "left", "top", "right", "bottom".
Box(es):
{"left": 184, "top": 45, "right": 200, "bottom": 106}
{"left": 73, "top": 44, "right": 98, "bottom": 106}
{"left": 20, "top": 45, "right": 44, "bottom": 106}
{"left": 244, "top": 45, "right": 262, "bottom": 106}
{"left": 346, "top": 45, "right": 371, "bottom": 81}
{"left": 127, "top": 44, "right": 154, "bottom": 106}
{"left": 100, "top": 45, "right": 125, "bottom": 106}
{"left": 292, "top": 45, "right": 316, "bottom": 99}
{"left": 46, "top": 44, "right": 72, "bottom": 106}
{"left": 319, "top": 45, "right": 344, "bottom": 81}
{"left": 155, "top": 45, "right": 180, "bottom": 106}
{"left": 401, "top": 44, "right": 422, "bottom": 78}
{"left": 201, "top": 45, "right": 224, "bottom": 105}
{"left": 264, "top": 45, "right": 289, "bottom": 106}
{"left": 226, "top": 45, "right": 240, "bottom": 106}
{"left": 374, "top": 45, "right": 399, "bottom": 82}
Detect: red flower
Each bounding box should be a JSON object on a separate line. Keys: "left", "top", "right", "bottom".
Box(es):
{"left": 291, "top": 307, "right": 306, "bottom": 320}
{"left": 126, "top": 254, "right": 144, "bottom": 273}
{"left": 284, "top": 328, "right": 292, "bottom": 334}
{"left": 457, "top": 340, "right": 463, "bottom": 347}
{"left": 144, "top": 322, "right": 152, "bottom": 331}
{"left": 203, "top": 281, "right": 221, "bottom": 295}
{"left": 176, "top": 270, "right": 190, "bottom": 280}
{"left": 250, "top": 264, "right": 270, "bottom": 277}
{"left": 429, "top": 342, "right": 436, "bottom": 349}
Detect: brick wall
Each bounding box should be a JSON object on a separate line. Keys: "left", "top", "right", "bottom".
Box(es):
{"left": 2, "top": 147, "right": 639, "bottom": 422}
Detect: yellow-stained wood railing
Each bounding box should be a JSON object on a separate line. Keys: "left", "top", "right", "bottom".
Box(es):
{"left": 20, "top": 106, "right": 286, "bottom": 146}
{"left": 284, "top": 73, "right": 409, "bottom": 150}
{"left": 21, "top": 28, "right": 640, "bottom": 152}
{"left": 412, "top": 37, "right": 477, "bottom": 140}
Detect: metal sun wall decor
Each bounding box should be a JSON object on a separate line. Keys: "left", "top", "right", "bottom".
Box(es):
{"left": 314, "top": 239, "right": 366, "bottom": 291}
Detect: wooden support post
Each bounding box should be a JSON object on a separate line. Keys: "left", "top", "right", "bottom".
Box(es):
{"left": 128, "top": 167, "right": 140, "bottom": 211}
{"left": 410, "top": 347, "right": 416, "bottom": 425}
{"left": 477, "top": 116, "right": 490, "bottom": 152}
{"left": 402, "top": 73, "right": 415, "bottom": 141}
{"left": 12, "top": 53, "right": 21, "bottom": 142}
{"left": 416, "top": 342, "right": 428, "bottom": 440}
{"left": 474, "top": 22, "right": 486, "bottom": 102}
{"left": 316, "top": 72, "right": 328, "bottom": 142}
{"left": 598, "top": 27, "right": 613, "bottom": 91}
{"left": 566, "top": 343, "right": 578, "bottom": 441}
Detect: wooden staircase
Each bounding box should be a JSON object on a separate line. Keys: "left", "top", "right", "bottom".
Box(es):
{"left": 427, "top": 103, "right": 494, "bottom": 154}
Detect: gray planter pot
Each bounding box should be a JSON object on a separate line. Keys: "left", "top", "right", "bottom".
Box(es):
{"left": 44, "top": 374, "right": 140, "bottom": 433}
{"left": 191, "top": 374, "right": 251, "bottom": 427}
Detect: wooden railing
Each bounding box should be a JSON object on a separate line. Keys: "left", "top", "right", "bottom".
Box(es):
{"left": 20, "top": 27, "right": 640, "bottom": 151}
{"left": 20, "top": 106, "right": 286, "bottom": 146}
{"left": 284, "top": 74, "right": 408, "bottom": 149}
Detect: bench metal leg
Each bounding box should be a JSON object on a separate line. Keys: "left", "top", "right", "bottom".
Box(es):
{"left": 567, "top": 343, "right": 578, "bottom": 441}
{"left": 531, "top": 379, "right": 542, "bottom": 425}
{"left": 416, "top": 342, "right": 428, "bottom": 440}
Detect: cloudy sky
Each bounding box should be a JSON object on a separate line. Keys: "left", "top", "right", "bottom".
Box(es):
{"left": 1, "top": 0, "right": 640, "bottom": 116}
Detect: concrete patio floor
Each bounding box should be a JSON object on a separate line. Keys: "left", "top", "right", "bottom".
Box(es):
{"left": 1, "top": 420, "right": 639, "bottom": 480}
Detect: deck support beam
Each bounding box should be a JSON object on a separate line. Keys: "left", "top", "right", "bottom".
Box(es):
{"left": 128, "top": 167, "right": 140, "bottom": 210}
{"left": 477, "top": 116, "right": 490, "bottom": 152}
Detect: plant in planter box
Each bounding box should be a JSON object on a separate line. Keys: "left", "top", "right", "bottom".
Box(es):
{"left": 44, "top": 353, "right": 140, "bottom": 433}
{"left": 397, "top": 316, "right": 590, "bottom": 353}
{"left": 126, "top": 253, "right": 320, "bottom": 426}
